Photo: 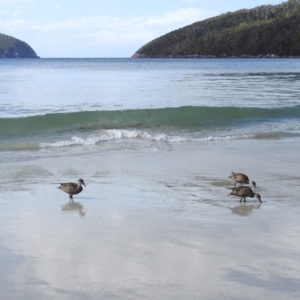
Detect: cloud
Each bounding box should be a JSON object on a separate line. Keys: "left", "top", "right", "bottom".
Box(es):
{"left": 52, "top": 3, "right": 59, "bottom": 12}
{"left": 30, "top": 8, "right": 217, "bottom": 41}
{"left": 0, "top": 0, "right": 34, "bottom": 3}
{"left": 2, "top": 18, "right": 25, "bottom": 28}
{"left": 180, "top": 0, "right": 200, "bottom": 3}
{"left": 0, "top": 8, "right": 218, "bottom": 57}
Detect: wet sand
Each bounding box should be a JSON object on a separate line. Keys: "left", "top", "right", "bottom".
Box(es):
{"left": 1, "top": 139, "right": 300, "bottom": 299}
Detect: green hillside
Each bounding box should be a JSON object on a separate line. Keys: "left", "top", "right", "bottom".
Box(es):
{"left": 132, "top": 0, "right": 300, "bottom": 58}
{"left": 0, "top": 33, "right": 39, "bottom": 58}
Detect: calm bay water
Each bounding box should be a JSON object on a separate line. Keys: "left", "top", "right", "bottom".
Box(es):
{"left": 1, "top": 58, "right": 300, "bottom": 160}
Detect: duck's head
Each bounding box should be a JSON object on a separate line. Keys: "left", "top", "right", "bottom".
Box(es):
{"left": 78, "top": 178, "right": 86, "bottom": 186}
{"left": 254, "top": 193, "right": 262, "bottom": 203}
{"left": 250, "top": 180, "right": 256, "bottom": 188}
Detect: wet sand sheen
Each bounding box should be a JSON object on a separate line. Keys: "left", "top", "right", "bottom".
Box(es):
{"left": 0, "top": 139, "right": 300, "bottom": 299}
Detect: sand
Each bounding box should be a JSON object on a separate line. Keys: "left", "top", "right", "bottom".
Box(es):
{"left": 0, "top": 138, "right": 300, "bottom": 299}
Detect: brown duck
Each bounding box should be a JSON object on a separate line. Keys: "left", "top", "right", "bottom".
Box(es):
{"left": 229, "top": 186, "right": 262, "bottom": 203}
{"left": 229, "top": 172, "right": 256, "bottom": 188}
{"left": 58, "top": 179, "right": 86, "bottom": 199}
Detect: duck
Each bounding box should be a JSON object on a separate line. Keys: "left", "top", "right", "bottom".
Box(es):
{"left": 228, "top": 186, "right": 262, "bottom": 203}
{"left": 58, "top": 178, "right": 86, "bottom": 199}
{"left": 229, "top": 172, "right": 256, "bottom": 188}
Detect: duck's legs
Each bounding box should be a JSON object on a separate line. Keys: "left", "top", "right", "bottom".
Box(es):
{"left": 69, "top": 194, "right": 74, "bottom": 203}
{"left": 240, "top": 197, "right": 243, "bottom": 202}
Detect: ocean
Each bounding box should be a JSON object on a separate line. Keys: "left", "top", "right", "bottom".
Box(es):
{"left": 1, "top": 58, "right": 300, "bottom": 299}
{"left": 1, "top": 58, "right": 300, "bottom": 161}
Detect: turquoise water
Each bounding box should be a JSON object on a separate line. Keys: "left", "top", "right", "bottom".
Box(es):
{"left": 1, "top": 58, "right": 300, "bottom": 159}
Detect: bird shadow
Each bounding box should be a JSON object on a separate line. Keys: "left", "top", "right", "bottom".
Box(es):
{"left": 229, "top": 203, "right": 261, "bottom": 217}
{"left": 61, "top": 200, "right": 86, "bottom": 217}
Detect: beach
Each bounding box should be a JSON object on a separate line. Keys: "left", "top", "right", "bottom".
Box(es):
{"left": 1, "top": 57, "right": 300, "bottom": 299}
{"left": 1, "top": 137, "right": 300, "bottom": 299}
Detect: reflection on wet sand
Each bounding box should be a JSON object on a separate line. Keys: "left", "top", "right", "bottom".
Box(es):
{"left": 230, "top": 203, "right": 261, "bottom": 217}
{"left": 61, "top": 201, "right": 86, "bottom": 217}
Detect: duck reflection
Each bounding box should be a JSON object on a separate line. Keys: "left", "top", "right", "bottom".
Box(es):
{"left": 230, "top": 203, "right": 261, "bottom": 217}
{"left": 61, "top": 201, "right": 86, "bottom": 217}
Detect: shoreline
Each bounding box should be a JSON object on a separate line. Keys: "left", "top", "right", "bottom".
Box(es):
{"left": 131, "top": 53, "right": 300, "bottom": 58}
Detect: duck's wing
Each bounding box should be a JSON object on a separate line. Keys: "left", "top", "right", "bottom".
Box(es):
{"left": 59, "top": 182, "right": 77, "bottom": 193}
{"left": 237, "top": 173, "right": 249, "bottom": 181}
{"left": 231, "top": 186, "right": 251, "bottom": 196}
{"left": 231, "top": 186, "right": 242, "bottom": 192}
{"left": 230, "top": 172, "right": 245, "bottom": 179}
{"left": 229, "top": 186, "right": 241, "bottom": 195}
{"left": 238, "top": 186, "right": 253, "bottom": 196}
{"left": 60, "top": 182, "right": 77, "bottom": 188}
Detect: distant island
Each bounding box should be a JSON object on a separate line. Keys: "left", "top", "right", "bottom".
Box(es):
{"left": 0, "top": 33, "right": 39, "bottom": 58}
{"left": 132, "top": 0, "right": 300, "bottom": 58}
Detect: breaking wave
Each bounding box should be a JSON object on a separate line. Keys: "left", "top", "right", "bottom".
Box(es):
{"left": 1, "top": 105, "right": 300, "bottom": 137}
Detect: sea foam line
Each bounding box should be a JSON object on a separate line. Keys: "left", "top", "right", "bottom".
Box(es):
{"left": 39, "top": 129, "right": 255, "bottom": 148}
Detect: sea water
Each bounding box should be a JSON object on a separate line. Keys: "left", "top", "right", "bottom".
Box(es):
{"left": 1, "top": 58, "right": 300, "bottom": 162}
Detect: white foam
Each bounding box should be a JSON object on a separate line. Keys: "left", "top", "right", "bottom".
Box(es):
{"left": 40, "top": 129, "right": 255, "bottom": 149}
{"left": 168, "top": 134, "right": 254, "bottom": 143}
{"left": 40, "top": 136, "right": 101, "bottom": 148}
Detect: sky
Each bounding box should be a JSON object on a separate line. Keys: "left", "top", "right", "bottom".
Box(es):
{"left": 0, "top": 0, "right": 285, "bottom": 58}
